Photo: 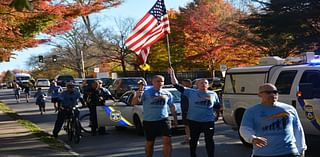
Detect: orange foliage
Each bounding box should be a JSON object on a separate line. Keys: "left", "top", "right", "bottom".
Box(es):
{"left": 173, "top": 0, "right": 261, "bottom": 69}
{"left": 0, "top": 0, "right": 121, "bottom": 61}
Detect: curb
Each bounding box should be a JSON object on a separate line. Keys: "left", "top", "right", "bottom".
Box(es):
{"left": 0, "top": 102, "right": 81, "bottom": 156}
{"left": 54, "top": 136, "right": 82, "bottom": 157}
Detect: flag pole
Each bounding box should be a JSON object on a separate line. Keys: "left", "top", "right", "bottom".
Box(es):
{"left": 166, "top": 34, "right": 172, "bottom": 67}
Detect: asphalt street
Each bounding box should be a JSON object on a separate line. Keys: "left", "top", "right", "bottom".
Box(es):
{"left": 0, "top": 88, "right": 319, "bottom": 157}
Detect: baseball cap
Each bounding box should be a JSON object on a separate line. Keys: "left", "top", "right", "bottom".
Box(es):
{"left": 137, "top": 80, "right": 145, "bottom": 85}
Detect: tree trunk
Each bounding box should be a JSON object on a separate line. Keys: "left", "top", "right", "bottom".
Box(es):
{"left": 121, "top": 56, "right": 126, "bottom": 74}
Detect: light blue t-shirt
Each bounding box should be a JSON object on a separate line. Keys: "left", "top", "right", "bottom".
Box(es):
{"left": 183, "top": 88, "right": 220, "bottom": 122}
{"left": 141, "top": 87, "right": 173, "bottom": 121}
{"left": 241, "top": 102, "right": 302, "bottom": 156}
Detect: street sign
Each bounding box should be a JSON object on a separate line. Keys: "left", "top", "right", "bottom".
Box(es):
{"left": 220, "top": 64, "right": 227, "bottom": 78}
{"left": 220, "top": 64, "right": 227, "bottom": 72}
{"left": 94, "top": 67, "right": 100, "bottom": 73}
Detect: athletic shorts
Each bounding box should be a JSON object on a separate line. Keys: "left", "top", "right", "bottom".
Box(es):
{"left": 51, "top": 97, "right": 60, "bottom": 103}
{"left": 143, "top": 119, "right": 171, "bottom": 141}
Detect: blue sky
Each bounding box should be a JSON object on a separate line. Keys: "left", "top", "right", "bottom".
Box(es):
{"left": 0, "top": 0, "right": 192, "bottom": 72}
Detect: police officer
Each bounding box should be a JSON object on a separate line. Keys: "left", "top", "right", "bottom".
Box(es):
{"left": 52, "top": 83, "right": 85, "bottom": 138}
{"left": 179, "top": 79, "right": 193, "bottom": 145}
{"left": 88, "top": 80, "right": 114, "bottom": 135}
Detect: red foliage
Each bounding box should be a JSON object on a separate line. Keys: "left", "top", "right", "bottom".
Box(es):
{"left": 0, "top": 0, "right": 121, "bottom": 60}
{"left": 172, "top": 0, "right": 261, "bottom": 68}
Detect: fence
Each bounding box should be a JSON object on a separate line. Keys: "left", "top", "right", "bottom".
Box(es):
{"left": 114, "top": 71, "right": 222, "bottom": 84}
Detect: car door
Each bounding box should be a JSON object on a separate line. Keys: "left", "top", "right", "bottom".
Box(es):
{"left": 296, "top": 69, "right": 320, "bottom": 135}
{"left": 97, "top": 92, "right": 135, "bottom": 127}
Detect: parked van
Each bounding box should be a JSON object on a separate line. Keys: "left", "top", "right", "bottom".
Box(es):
{"left": 222, "top": 54, "right": 320, "bottom": 145}
{"left": 15, "top": 73, "right": 32, "bottom": 87}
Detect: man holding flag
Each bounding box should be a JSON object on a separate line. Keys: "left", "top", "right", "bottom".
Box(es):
{"left": 127, "top": 1, "right": 175, "bottom": 157}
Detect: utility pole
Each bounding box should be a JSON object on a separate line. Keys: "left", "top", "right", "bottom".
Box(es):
{"left": 80, "top": 50, "right": 85, "bottom": 79}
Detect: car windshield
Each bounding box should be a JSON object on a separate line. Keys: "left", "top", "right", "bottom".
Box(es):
{"left": 17, "top": 76, "right": 30, "bottom": 81}
{"left": 123, "top": 79, "right": 143, "bottom": 86}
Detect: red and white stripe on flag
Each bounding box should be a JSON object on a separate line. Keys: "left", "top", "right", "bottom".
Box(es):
{"left": 139, "top": 48, "right": 150, "bottom": 64}
{"left": 125, "top": 0, "right": 170, "bottom": 63}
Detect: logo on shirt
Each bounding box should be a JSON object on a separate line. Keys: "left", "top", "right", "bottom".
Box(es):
{"left": 266, "top": 112, "right": 289, "bottom": 120}
{"left": 262, "top": 112, "right": 289, "bottom": 132}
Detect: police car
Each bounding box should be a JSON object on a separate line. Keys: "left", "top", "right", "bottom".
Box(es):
{"left": 96, "top": 87, "right": 183, "bottom": 134}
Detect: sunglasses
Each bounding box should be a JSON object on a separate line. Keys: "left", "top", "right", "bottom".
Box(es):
{"left": 260, "top": 90, "right": 278, "bottom": 94}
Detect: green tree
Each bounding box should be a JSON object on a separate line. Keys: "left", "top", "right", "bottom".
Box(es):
{"left": 242, "top": 0, "right": 320, "bottom": 57}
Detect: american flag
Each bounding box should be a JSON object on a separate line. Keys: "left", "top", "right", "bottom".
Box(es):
{"left": 125, "top": 0, "right": 170, "bottom": 64}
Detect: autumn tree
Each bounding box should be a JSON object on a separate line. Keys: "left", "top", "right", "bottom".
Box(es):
{"left": 242, "top": 0, "right": 320, "bottom": 57}
{"left": 148, "top": 10, "right": 189, "bottom": 71}
{"left": 2, "top": 70, "right": 14, "bottom": 83}
{"left": 0, "top": 0, "right": 121, "bottom": 61}
{"left": 178, "top": 0, "right": 262, "bottom": 69}
{"left": 147, "top": 0, "right": 262, "bottom": 71}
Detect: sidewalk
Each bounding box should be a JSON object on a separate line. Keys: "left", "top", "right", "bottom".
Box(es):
{"left": 0, "top": 111, "right": 77, "bottom": 157}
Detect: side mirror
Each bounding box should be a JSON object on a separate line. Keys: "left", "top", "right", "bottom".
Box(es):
{"left": 298, "top": 83, "right": 313, "bottom": 99}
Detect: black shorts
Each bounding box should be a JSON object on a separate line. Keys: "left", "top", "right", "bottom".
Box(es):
{"left": 51, "top": 97, "right": 60, "bottom": 103}
{"left": 143, "top": 119, "right": 171, "bottom": 141}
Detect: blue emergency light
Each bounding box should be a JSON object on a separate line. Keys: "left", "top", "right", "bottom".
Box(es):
{"left": 309, "top": 59, "right": 320, "bottom": 65}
